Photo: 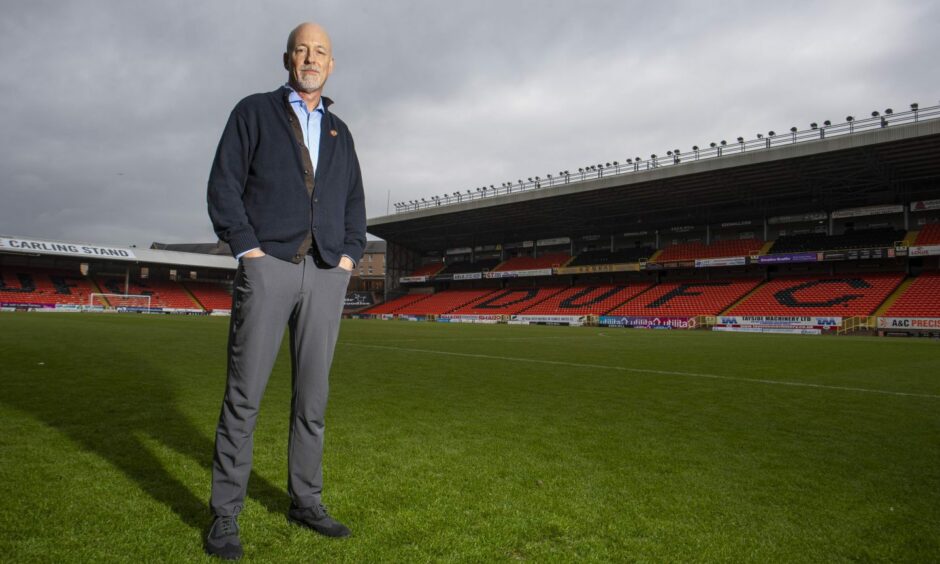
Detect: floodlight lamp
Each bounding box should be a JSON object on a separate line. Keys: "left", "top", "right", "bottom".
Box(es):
{"left": 810, "top": 122, "right": 818, "bottom": 129}
{"left": 910, "top": 102, "right": 918, "bottom": 110}
{"left": 790, "top": 127, "right": 797, "bottom": 133}
{"left": 737, "top": 137, "right": 744, "bottom": 143}
{"left": 885, "top": 108, "right": 893, "bottom": 115}
{"left": 871, "top": 111, "right": 879, "bottom": 117}
{"left": 845, "top": 116, "right": 853, "bottom": 122}
{"left": 823, "top": 120, "right": 831, "bottom": 126}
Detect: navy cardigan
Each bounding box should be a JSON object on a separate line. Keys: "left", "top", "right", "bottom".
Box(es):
{"left": 207, "top": 88, "right": 366, "bottom": 266}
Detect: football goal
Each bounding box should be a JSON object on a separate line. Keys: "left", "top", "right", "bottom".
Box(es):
{"left": 88, "top": 293, "right": 152, "bottom": 312}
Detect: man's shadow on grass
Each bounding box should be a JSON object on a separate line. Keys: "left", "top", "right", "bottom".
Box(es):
{"left": 2, "top": 354, "right": 286, "bottom": 531}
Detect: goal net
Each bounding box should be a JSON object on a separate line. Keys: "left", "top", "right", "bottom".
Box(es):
{"left": 88, "top": 293, "right": 152, "bottom": 312}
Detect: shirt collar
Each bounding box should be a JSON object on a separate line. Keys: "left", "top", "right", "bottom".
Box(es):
{"left": 284, "top": 83, "right": 325, "bottom": 114}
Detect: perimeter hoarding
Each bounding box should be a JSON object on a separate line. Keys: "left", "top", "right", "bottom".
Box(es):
{"left": 509, "top": 315, "right": 586, "bottom": 326}
{"left": 715, "top": 315, "right": 842, "bottom": 332}
{"left": 598, "top": 316, "right": 698, "bottom": 329}
{"left": 876, "top": 317, "right": 940, "bottom": 330}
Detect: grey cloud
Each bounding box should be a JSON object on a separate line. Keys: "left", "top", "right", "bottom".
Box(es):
{"left": 1, "top": 1, "right": 937, "bottom": 246}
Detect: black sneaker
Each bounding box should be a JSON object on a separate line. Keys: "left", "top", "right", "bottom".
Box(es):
{"left": 205, "top": 515, "right": 243, "bottom": 560}
{"left": 287, "top": 502, "right": 351, "bottom": 538}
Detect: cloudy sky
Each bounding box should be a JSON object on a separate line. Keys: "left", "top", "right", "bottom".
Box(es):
{"left": 1, "top": 0, "right": 937, "bottom": 247}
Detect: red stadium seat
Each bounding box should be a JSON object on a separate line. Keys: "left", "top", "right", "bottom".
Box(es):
{"left": 520, "top": 283, "right": 652, "bottom": 315}
{"left": 729, "top": 273, "right": 904, "bottom": 317}
{"left": 884, "top": 272, "right": 940, "bottom": 317}
{"left": 653, "top": 239, "right": 762, "bottom": 262}
{"left": 493, "top": 253, "right": 571, "bottom": 271}
{"left": 913, "top": 224, "right": 940, "bottom": 246}
{"left": 449, "top": 286, "right": 567, "bottom": 315}
{"left": 608, "top": 278, "right": 761, "bottom": 317}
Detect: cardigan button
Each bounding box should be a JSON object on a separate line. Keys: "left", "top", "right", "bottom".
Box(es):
{"left": 304, "top": 169, "right": 310, "bottom": 175}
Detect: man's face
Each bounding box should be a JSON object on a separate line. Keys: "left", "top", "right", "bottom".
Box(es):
{"left": 285, "top": 24, "right": 334, "bottom": 94}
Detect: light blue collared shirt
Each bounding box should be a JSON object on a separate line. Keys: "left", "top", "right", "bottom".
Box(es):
{"left": 285, "top": 84, "right": 324, "bottom": 175}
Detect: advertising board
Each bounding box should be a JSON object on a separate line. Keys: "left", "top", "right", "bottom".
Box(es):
{"left": 598, "top": 316, "right": 697, "bottom": 329}
{"left": 908, "top": 245, "right": 940, "bottom": 257}
{"left": 756, "top": 252, "right": 817, "bottom": 264}
{"left": 694, "top": 256, "right": 747, "bottom": 268}
{"left": 876, "top": 317, "right": 940, "bottom": 330}
{"left": 716, "top": 315, "right": 842, "bottom": 328}
{"left": 509, "top": 315, "right": 586, "bottom": 327}
{"left": 484, "top": 269, "right": 553, "bottom": 279}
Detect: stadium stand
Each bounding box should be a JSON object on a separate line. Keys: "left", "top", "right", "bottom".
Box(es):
{"left": 767, "top": 228, "right": 905, "bottom": 254}
{"left": 95, "top": 277, "right": 200, "bottom": 309}
{"left": 913, "top": 223, "right": 940, "bottom": 245}
{"left": 406, "top": 262, "right": 445, "bottom": 277}
{"left": 728, "top": 273, "right": 905, "bottom": 317}
{"left": 185, "top": 282, "right": 233, "bottom": 312}
{"left": 493, "top": 253, "right": 571, "bottom": 271}
{"left": 567, "top": 248, "right": 655, "bottom": 266}
{"left": 653, "top": 239, "right": 763, "bottom": 262}
{"left": 883, "top": 272, "right": 940, "bottom": 317}
{"left": 608, "top": 278, "right": 762, "bottom": 317}
{"left": 394, "top": 289, "right": 498, "bottom": 315}
{"left": 519, "top": 283, "right": 653, "bottom": 315}
{"left": 439, "top": 258, "right": 501, "bottom": 273}
{"left": 450, "top": 286, "right": 567, "bottom": 315}
{"left": 0, "top": 268, "right": 97, "bottom": 306}
{"left": 364, "top": 293, "right": 430, "bottom": 314}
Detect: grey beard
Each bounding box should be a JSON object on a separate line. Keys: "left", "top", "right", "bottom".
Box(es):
{"left": 295, "top": 74, "right": 324, "bottom": 93}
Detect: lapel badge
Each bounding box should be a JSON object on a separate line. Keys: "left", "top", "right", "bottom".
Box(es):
{"left": 330, "top": 129, "right": 338, "bottom": 137}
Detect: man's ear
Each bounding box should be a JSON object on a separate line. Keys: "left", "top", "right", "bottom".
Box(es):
{"left": 283, "top": 52, "right": 290, "bottom": 71}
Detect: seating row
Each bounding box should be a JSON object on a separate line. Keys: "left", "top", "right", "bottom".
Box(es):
{"left": 399, "top": 225, "right": 939, "bottom": 278}
{"left": 367, "top": 273, "right": 934, "bottom": 318}
{"left": 0, "top": 268, "right": 233, "bottom": 312}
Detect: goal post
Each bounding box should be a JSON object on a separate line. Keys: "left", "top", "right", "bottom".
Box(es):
{"left": 88, "top": 293, "right": 152, "bottom": 312}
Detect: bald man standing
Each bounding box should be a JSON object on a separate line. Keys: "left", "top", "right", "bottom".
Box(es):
{"left": 205, "top": 22, "right": 365, "bottom": 560}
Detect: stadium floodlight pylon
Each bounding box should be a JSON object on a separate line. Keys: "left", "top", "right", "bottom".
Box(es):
{"left": 88, "top": 293, "right": 152, "bottom": 312}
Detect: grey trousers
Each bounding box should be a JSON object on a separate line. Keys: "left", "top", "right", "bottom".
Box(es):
{"left": 210, "top": 254, "right": 350, "bottom": 517}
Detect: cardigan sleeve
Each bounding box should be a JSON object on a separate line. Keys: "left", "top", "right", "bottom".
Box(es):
{"left": 341, "top": 135, "right": 367, "bottom": 264}
{"left": 207, "top": 109, "right": 260, "bottom": 257}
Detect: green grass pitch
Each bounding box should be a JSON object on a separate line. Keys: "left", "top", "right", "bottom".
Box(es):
{"left": 1, "top": 313, "right": 938, "bottom": 562}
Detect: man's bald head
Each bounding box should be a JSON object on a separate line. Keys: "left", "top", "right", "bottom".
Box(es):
{"left": 286, "top": 22, "right": 331, "bottom": 53}
{"left": 284, "top": 22, "right": 334, "bottom": 95}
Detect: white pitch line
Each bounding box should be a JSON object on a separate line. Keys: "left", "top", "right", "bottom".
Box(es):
{"left": 342, "top": 342, "right": 940, "bottom": 400}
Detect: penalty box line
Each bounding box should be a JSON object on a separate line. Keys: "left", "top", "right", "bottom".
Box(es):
{"left": 342, "top": 342, "right": 940, "bottom": 400}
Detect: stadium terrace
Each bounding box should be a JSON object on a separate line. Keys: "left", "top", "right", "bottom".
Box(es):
{"left": 362, "top": 100, "right": 940, "bottom": 336}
